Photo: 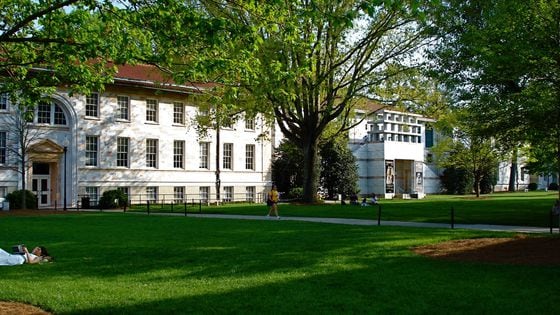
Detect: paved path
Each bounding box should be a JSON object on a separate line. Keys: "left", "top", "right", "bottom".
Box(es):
{"left": 181, "top": 213, "right": 554, "bottom": 234}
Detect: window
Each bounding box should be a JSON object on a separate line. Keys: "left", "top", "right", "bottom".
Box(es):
{"left": 146, "top": 186, "right": 158, "bottom": 202}
{"left": 0, "top": 131, "right": 6, "bottom": 164}
{"left": 117, "top": 96, "right": 130, "bottom": 120}
{"left": 223, "top": 186, "right": 233, "bottom": 202}
{"left": 85, "top": 136, "right": 98, "bottom": 166}
{"left": 245, "top": 144, "right": 255, "bottom": 170}
{"left": 199, "top": 142, "right": 209, "bottom": 169}
{"left": 245, "top": 186, "right": 255, "bottom": 202}
{"left": 86, "top": 93, "right": 99, "bottom": 117}
{"left": 0, "top": 93, "right": 8, "bottom": 110}
{"left": 199, "top": 186, "right": 209, "bottom": 203}
{"left": 425, "top": 128, "right": 434, "bottom": 148}
{"left": 85, "top": 187, "right": 99, "bottom": 204}
{"left": 35, "top": 101, "right": 67, "bottom": 125}
{"left": 146, "top": 99, "right": 158, "bottom": 122}
{"left": 173, "top": 102, "right": 184, "bottom": 125}
{"left": 245, "top": 116, "right": 255, "bottom": 130}
{"left": 117, "top": 137, "right": 129, "bottom": 167}
{"left": 0, "top": 186, "right": 6, "bottom": 199}
{"left": 174, "top": 140, "right": 184, "bottom": 169}
{"left": 223, "top": 143, "right": 233, "bottom": 170}
{"left": 146, "top": 139, "right": 158, "bottom": 168}
{"left": 174, "top": 186, "right": 185, "bottom": 202}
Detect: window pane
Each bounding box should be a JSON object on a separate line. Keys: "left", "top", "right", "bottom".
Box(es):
{"left": 223, "top": 186, "right": 233, "bottom": 202}
{"left": 173, "top": 102, "right": 184, "bottom": 124}
{"left": 37, "top": 102, "right": 51, "bottom": 124}
{"left": 54, "top": 104, "right": 67, "bottom": 125}
{"left": 174, "top": 187, "right": 184, "bottom": 202}
{"left": 117, "top": 96, "right": 130, "bottom": 120}
{"left": 146, "top": 187, "right": 157, "bottom": 202}
{"left": 0, "top": 132, "right": 6, "bottom": 164}
{"left": 146, "top": 99, "right": 158, "bottom": 122}
{"left": 85, "top": 136, "right": 98, "bottom": 166}
{"left": 245, "top": 186, "right": 255, "bottom": 202}
{"left": 199, "top": 186, "right": 209, "bottom": 202}
{"left": 86, "top": 93, "right": 99, "bottom": 117}
{"left": 0, "top": 93, "right": 9, "bottom": 110}
{"left": 245, "top": 116, "right": 255, "bottom": 130}
{"left": 146, "top": 139, "right": 158, "bottom": 168}
{"left": 223, "top": 143, "right": 233, "bottom": 169}
{"left": 199, "top": 142, "right": 209, "bottom": 169}
{"left": 245, "top": 144, "right": 255, "bottom": 170}
{"left": 117, "top": 137, "right": 129, "bottom": 167}
{"left": 174, "top": 140, "right": 184, "bottom": 169}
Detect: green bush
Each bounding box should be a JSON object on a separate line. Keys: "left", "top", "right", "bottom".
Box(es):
{"left": 287, "top": 187, "right": 304, "bottom": 200}
{"left": 528, "top": 183, "right": 538, "bottom": 191}
{"left": 5, "top": 190, "right": 37, "bottom": 209}
{"left": 99, "top": 190, "right": 128, "bottom": 209}
{"left": 548, "top": 183, "right": 559, "bottom": 191}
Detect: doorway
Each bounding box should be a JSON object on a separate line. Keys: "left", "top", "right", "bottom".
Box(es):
{"left": 32, "top": 163, "right": 51, "bottom": 207}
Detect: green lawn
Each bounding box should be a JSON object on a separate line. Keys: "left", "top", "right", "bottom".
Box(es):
{"left": 1, "top": 213, "right": 559, "bottom": 314}
{"left": 129, "top": 191, "right": 560, "bottom": 227}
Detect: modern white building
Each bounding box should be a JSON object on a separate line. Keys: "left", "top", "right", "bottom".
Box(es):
{"left": 0, "top": 64, "right": 276, "bottom": 208}
{"left": 348, "top": 105, "right": 441, "bottom": 199}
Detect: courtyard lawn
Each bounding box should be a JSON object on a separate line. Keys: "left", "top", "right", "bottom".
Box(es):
{"left": 128, "top": 191, "right": 559, "bottom": 227}
{"left": 1, "top": 213, "right": 559, "bottom": 314}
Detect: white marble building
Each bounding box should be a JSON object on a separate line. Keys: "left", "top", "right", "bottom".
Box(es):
{"left": 348, "top": 106, "right": 440, "bottom": 199}
{"left": 0, "top": 65, "right": 276, "bottom": 208}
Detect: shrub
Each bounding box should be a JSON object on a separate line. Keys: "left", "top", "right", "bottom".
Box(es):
{"left": 440, "top": 167, "right": 472, "bottom": 195}
{"left": 5, "top": 190, "right": 37, "bottom": 209}
{"left": 548, "top": 183, "right": 559, "bottom": 191}
{"left": 528, "top": 183, "right": 538, "bottom": 191}
{"left": 98, "top": 190, "right": 128, "bottom": 209}
{"left": 286, "top": 187, "right": 304, "bottom": 200}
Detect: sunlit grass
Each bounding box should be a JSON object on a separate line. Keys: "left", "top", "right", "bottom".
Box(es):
{"left": 0, "top": 213, "right": 559, "bottom": 314}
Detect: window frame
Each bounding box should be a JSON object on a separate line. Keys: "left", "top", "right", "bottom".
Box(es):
{"left": 146, "top": 99, "right": 158, "bottom": 123}
{"left": 199, "top": 142, "right": 210, "bottom": 169}
{"left": 0, "top": 131, "right": 6, "bottom": 165}
{"left": 223, "top": 143, "right": 233, "bottom": 170}
{"left": 245, "top": 144, "right": 255, "bottom": 170}
{"left": 85, "top": 136, "right": 99, "bottom": 167}
{"left": 173, "top": 140, "right": 185, "bottom": 169}
{"left": 117, "top": 137, "right": 129, "bottom": 168}
{"left": 146, "top": 138, "right": 158, "bottom": 168}
{"left": 173, "top": 102, "right": 185, "bottom": 125}
{"left": 85, "top": 93, "right": 99, "bottom": 118}
{"left": 117, "top": 95, "right": 130, "bottom": 121}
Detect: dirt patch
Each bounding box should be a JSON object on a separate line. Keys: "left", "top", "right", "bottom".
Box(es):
{"left": 0, "top": 301, "right": 51, "bottom": 315}
{"left": 412, "top": 235, "right": 560, "bottom": 266}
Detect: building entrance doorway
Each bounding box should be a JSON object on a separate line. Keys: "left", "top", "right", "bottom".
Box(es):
{"left": 32, "top": 163, "right": 51, "bottom": 207}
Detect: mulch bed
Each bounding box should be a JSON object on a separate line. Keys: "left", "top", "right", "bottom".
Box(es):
{"left": 0, "top": 301, "right": 51, "bottom": 315}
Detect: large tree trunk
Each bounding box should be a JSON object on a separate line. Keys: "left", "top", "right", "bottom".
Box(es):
{"left": 508, "top": 148, "right": 518, "bottom": 192}
{"left": 301, "top": 135, "right": 320, "bottom": 203}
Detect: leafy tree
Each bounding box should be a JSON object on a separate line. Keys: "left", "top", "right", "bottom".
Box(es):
{"left": 430, "top": 0, "right": 560, "bottom": 198}
{"left": 271, "top": 140, "right": 305, "bottom": 195}
{"left": 320, "top": 138, "right": 359, "bottom": 199}
{"left": 183, "top": 1, "right": 437, "bottom": 203}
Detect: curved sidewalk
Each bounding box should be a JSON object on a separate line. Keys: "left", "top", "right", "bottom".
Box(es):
{"left": 184, "top": 213, "right": 554, "bottom": 234}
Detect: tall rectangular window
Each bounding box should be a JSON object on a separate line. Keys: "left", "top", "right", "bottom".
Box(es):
{"left": 223, "top": 143, "right": 233, "bottom": 170}
{"left": 85, "top": 187, "right": 99, "bottom": 204}
{"left": 174, "top": 186, "right": 184, "bottom": 202}
{"left": 146, "top": 139, "right": 158, "bottom": 168}
{"left": 199, "top": 142, "right": 209, "bottom": 169}
{"left": 37, "top": 102, "right": 51, "bottom": 124}
{"left": 86, "top": 93, "right": 99, "bottom": 117}
{"left": 199, "top": 186, "right": 210, "bottom": 203}
{"left": 117, "top": 137, "right": 129, "bottom": 167}
{"left": 0, "top": 93, "right": 8, "bottom": 110}
{"left": 146, "top": 99, "right": 158, "bottom": 122}
{"left": 0, "top": 131, "right": 6, "bottom": 164}
{"left": 245, "top": 144, "right": 255, "bottom": 170}
{"left": 174, "top": 140, "right": 185, "bottom": 169}
{"left": 173, "top": 102, "right": 184, "bottom": 125}
{"left": 117, "top": 96, "right": 130, "bottom": 120}
{"left": 223, "top": 186, "right": 233, "bottom": 202}
{"left": 425, "top": 128, "right": 434, "bottom": 148}
{"left": 245, "top": 116, "right": 255, "bottom": 130}
{"left": 85, "top": 136, "right": 98, "bottom": 166}
{"left": 146, "top": 186, "right": 158, "bottom": 202}
{"left": 245, "top": 186, "right": 255, "bottom": 202}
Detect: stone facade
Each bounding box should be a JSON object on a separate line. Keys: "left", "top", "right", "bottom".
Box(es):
{"left": 0, "top": 66, "right": 275, "bottom": 208}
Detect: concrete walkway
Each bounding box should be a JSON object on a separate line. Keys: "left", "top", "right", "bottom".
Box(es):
{"left": 181, "top": 213, "right": 555, "bottom": 234}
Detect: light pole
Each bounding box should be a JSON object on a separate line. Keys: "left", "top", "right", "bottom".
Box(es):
{"left": 63, "top": 145, "right": 67, "bottom": 211}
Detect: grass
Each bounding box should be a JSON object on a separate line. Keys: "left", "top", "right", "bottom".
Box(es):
{"left": 128, "top": 191, "right": 560, "bottom": 227}
{"left": 1, "top": 213, "right": 559, "bottom": 314}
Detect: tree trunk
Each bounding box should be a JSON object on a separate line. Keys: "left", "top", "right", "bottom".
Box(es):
{"left": 21, "top": 150, "right": 27, "bottom": 210}
{"left": 301, "top": 136, "right": 320, "bottom": 203}
{"left": 508, "top": 148, "right": 518, "bottom": 192}
{"left": 215, "top": 127, "right": 221, "bottom": 203}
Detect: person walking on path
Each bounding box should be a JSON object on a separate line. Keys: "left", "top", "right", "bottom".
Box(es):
{"left": 266, "top": 185, "right": 280, "bottom": 219}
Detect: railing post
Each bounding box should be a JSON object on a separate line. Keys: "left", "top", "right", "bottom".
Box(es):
{"left": 451, "top": 207, "right": 455, "bottom": 229}
{"left": 184, "top": 202, "right": 187, "bottom": 217}
{"left": 551, "top": 210, "right": 554, "bottom": 234}
{"left": 199, "top": 200, "right": 202, "bottom": 213}
{"left": 147, "top": 200, "right": 150, "bottom": 215}
{"left": 377, "top": 204, "right": 381, "bottom": 226}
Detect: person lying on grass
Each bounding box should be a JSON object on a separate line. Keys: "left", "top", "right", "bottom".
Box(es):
{"left": 0, "top": 245, "right": 52, "bottom": 266}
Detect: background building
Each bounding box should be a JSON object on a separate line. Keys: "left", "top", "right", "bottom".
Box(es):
{"left": 0, "top": 65, "right": 276, "bottom": 208}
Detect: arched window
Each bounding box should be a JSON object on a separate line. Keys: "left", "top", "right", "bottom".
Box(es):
{"left": 35, "top": 101, "right": 67, "bottom": 126}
